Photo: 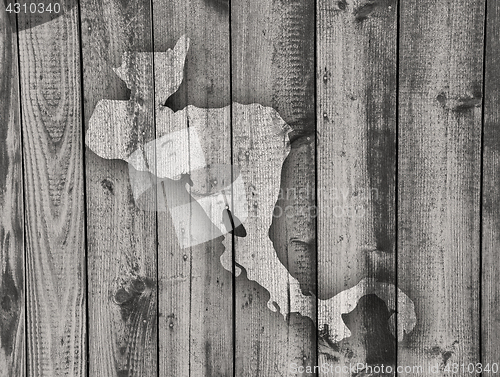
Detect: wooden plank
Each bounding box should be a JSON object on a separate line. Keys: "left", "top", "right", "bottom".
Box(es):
{"left": 0, "top": 8, "right": 25, "bottom": 377}
{"left": 231, "top": 0, "right": 317, "bottom": 375}
{"left": 79, "top": 0, "right": 158, "bottom": 375}
{"left": 316, "top": 0, "right": 399, "bottom": 370}
{"left": 17, "top": 3, "right": 87, "bottom": 375}
{"left": 152, "top": 1, "right": 234, "bottom": 376}
{"left": 398, "top": 0, "right": 484, "bottom": 372}
{"left": 268, "top": 136, "right": 318, "bottom": 376}
{"left": 231, "top": 0, "right": 316, "bottom": 132}
{"left": 482, "top": 0, "right": 500, "bottom": 366}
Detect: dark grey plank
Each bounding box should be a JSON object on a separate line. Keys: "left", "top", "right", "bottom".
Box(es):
{"left": 0, "top": 8, "right": 25, "bottom": 377}
{"left": 482, "top": 0, "right": 500, "bottom": 367}
{"left": 398, "top": 0, "right": 485, "bottom": 370}
{"left": 316, "top": 0, "right": 398, "bottom": 371}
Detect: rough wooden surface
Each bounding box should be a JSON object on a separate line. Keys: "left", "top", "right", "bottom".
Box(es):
{"left": 17, "top": 4, "right": 87, "bottom": 375}
{"left": 316, "top": 0, "right": 398, "bottom": 370}
{"left": 231, "top": 0, "right": 316, "bottom": 133}
{"left": 482, "top": 0, "right": 500, "bottom": 366}
{"left": 2, "top": 1, "right": 499, "bottom": 375}
{"left": 0, "top": 8, "right": 25, "bottom": 377}
{"left": 398, "top": 0, "right": 485, "bottom": 372}
{"left": 231, "top": 1, "right": 317, "bottom": 375}
{"left": 153, "top": 1, "right": 233, "bottom": 376}
{"left": 79, "top": 0, "right": 158, "bottom": 375}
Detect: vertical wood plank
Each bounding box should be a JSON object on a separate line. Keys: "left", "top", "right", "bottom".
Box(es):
{"left": 232, "top": 0, "right": 316, "bottom": 131}
{"left": 17, "top": 3, "right": 87, "bottom": 375}
{"left": 0, "top": 9, "right": 25, "bottom": 377}
{"left": 79, "top": 0, "right": 158, "bottom": 375}
{"left": 482, "top": 0, "right": 500, "bottom": 366}
{"left": 152, "top": 1, "right": 234, "bottom": 376}
{"left": 231, "top": 0, "right": 317, "bottom": 375}
{"left": 398, "top": 0, "right": 484, "bottom": 372}
{"left": 316, "top": 0, "right": 398, "bottom": 369}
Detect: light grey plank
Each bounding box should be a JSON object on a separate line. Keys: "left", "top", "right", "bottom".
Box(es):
{"left": 17, "top": 4, "right": 86, "bottom": 375}
{"left": 80, "top": 0, "right": 158, "bottom": 375}
{"left": 231, "top": 0, "right": 317, "bottom": 375}
{"left": 152, "top": 1, "right": 233, "bottom": 375}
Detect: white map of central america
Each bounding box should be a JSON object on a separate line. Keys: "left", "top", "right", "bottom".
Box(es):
{"left": 85, "top": 35, "right": 416, "bottom": 344}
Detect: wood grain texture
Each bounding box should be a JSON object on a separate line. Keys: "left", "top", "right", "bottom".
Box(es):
{"left": 231, "top": 0, "right": 316, "bottom": 133}
{"left": 3, "top": 1, "right": 498, "bottom": 375}
{"left": 231, "top": 0, "right": 317, "bottom": 375}
{"left": 398, "top": 0, "right": 484, "bottom": 372}
{"left": 152, "top": 1, "right": 233, "bottom": 375}
{"left": 17, "top": 4, "right": 86, "bottom": 376}
{"left": 268, "top": 136, "right": 317, "bottom": 376}
{"left": 79, "top": 0, "right": 158, "bottom": 375}
{"left": 0, "top": 9, "right": 25, "bottom": 377}
{"left": 482, "top": 0, "right": 500, "bottom": 366}
{"left": 316, "top": 0, "right": 398, "bottom": 369}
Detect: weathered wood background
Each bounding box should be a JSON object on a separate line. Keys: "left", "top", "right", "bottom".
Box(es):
{"left": 0, "top": 0, "right": 498, "bottom": 376}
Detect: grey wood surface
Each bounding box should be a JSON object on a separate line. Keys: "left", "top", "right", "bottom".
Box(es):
{"left": 0, "top": 8, "right": 25, "bottom": 377}
{"left": 1, "top": 0, "right": 499, "bottom": 375}
{"left": 80, "top": 0, "right": 158, "bottom": 375}
{"left": 231, "top": 1, "right": 317, "bottom": 375}
{"left": 483, "top": 0, "right": 500, "bottom": 368}
{"left": 398, "top": 0, "right": 485, "bottom": 372}
{"left": 152, "top": 1, "right": 233, "bottom": 376}
{"left": 16, "top": 2, "right": 87, "bottom": 375}
{"left": 316, "top": 1, "right": 398, "bottom": 373}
